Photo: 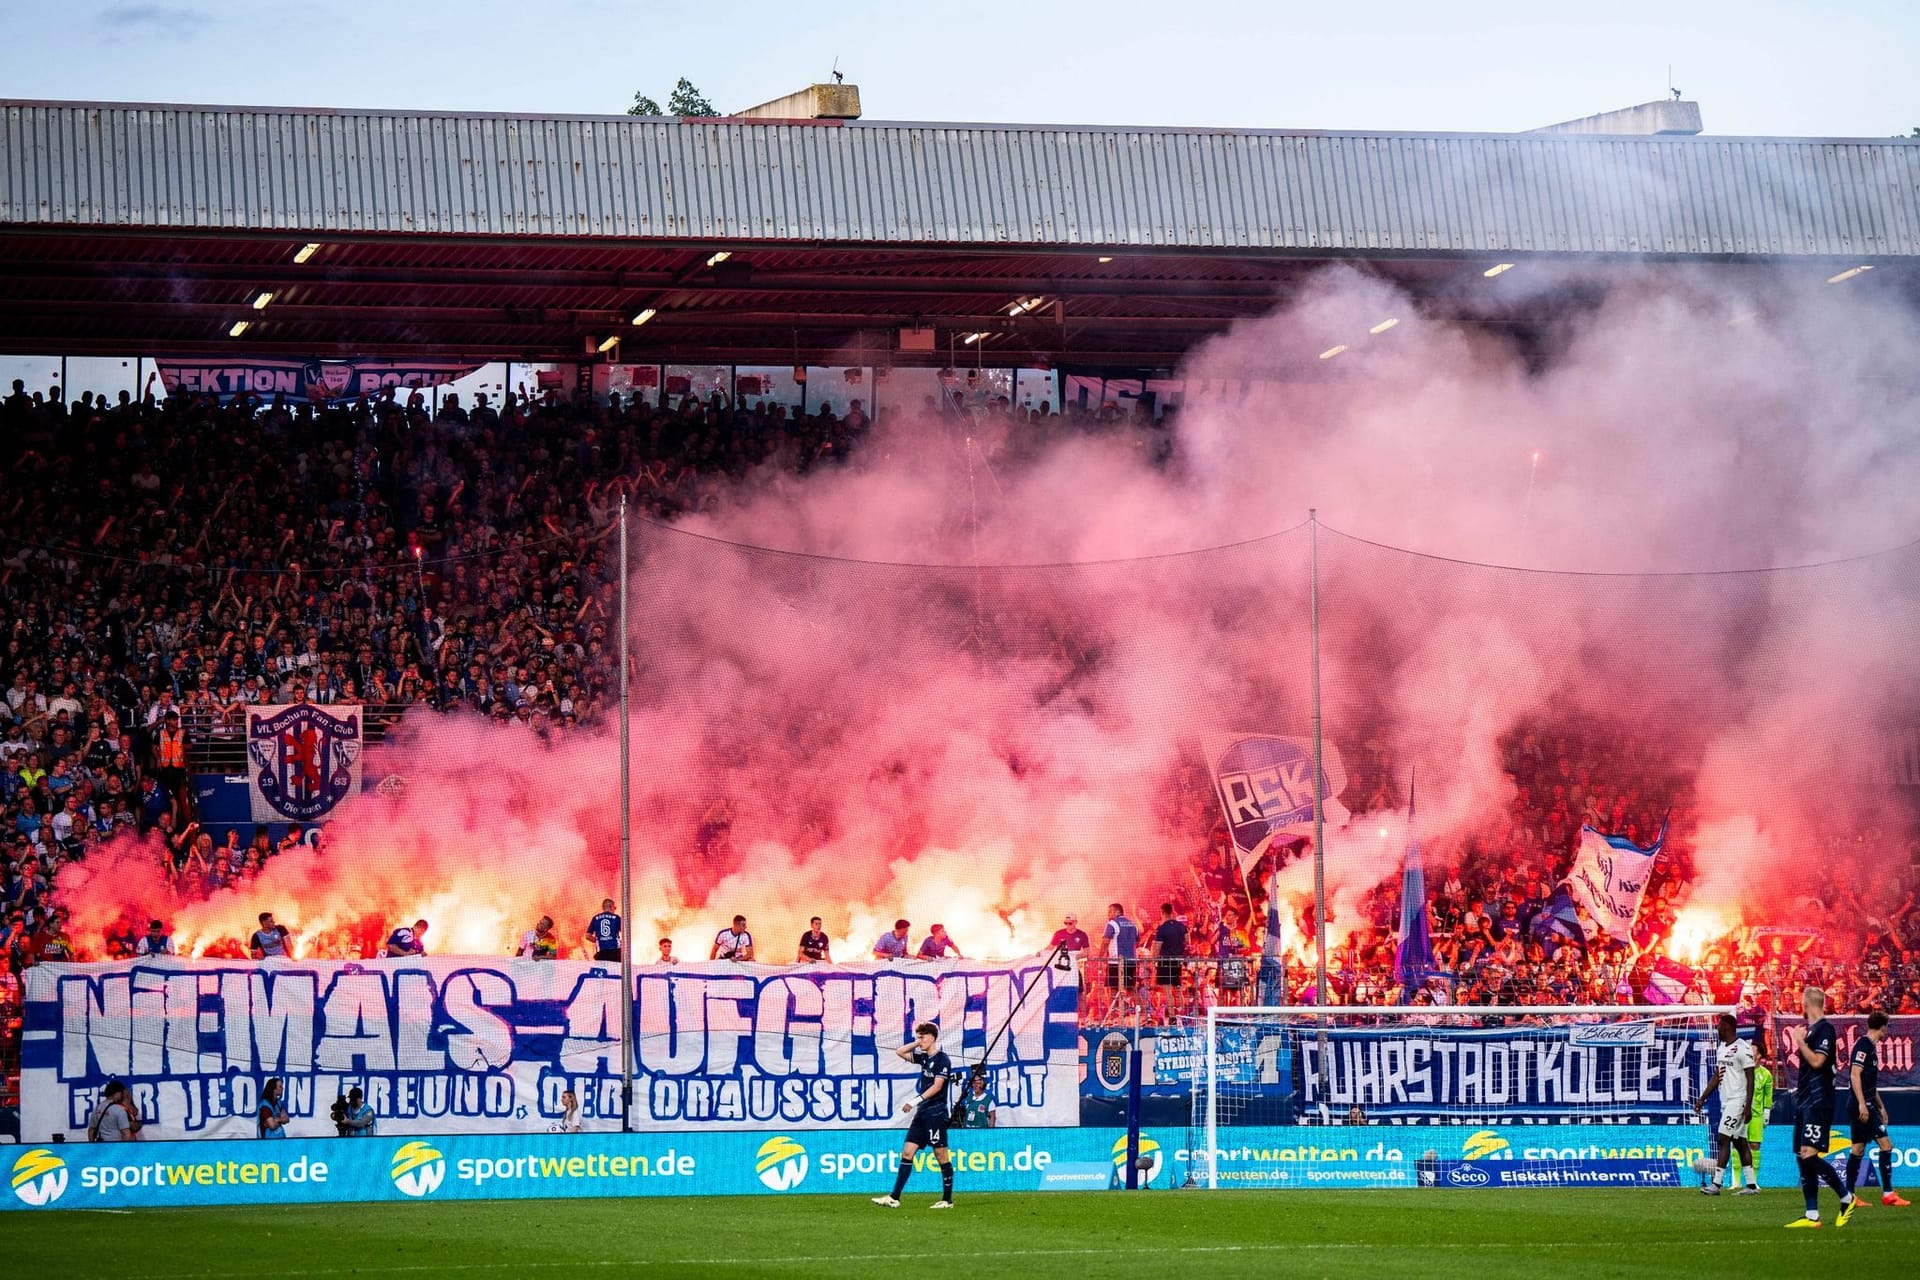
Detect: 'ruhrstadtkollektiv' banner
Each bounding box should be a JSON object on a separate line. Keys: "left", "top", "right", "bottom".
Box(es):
{"left": 21, "top": 955, "right": 1080, "bottom": 1141}
{"left": 1190, "top": 1021, "right": 1716, "bottom": 1123}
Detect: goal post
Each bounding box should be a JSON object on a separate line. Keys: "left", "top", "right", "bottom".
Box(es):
{"left": 1189, "top": 1005, "right": 1737, "bottom": 1190}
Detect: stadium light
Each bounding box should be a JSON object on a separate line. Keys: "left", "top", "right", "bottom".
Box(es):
{"left": 1826, "top": 265, "right": 1873, "bottom": 284}
{"left": 1097, "top": 256, "right": 1114, "bottom": 263}
{"left": 631, "top": 308, "right": 657, "bottom": 326}
{"left": 252, "top": 291, "right": 274, "bottom": 311}
{"left": 1318, "top": 344, "right": 1347, "bottom": 360}
{"left": 962, "top": 331, "right": 989, "bottom": 345}
{"left": 597, "top": 335, "right": 621, "bottom": 353}
{"left": 228, "top": 320, "right": 249, "bottom": 337}
{"left": 705, "top": 251, "right": 731, "bottom": 268}
{"left": 1483, "top": 263, "right": 1515, "bottom": 278}
{"left": 292, "top": 242, "right": 322, "bottom": 264}
{"left": 1369, "top": 317, "right": 1399, "bottom": 334}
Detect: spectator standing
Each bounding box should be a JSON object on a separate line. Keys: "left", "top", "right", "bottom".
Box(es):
{"left": 1153, "top": 902, "right": 1190, "bottom": 993}
{"left": 134, "top": 918, "right": 174, "bottom": 956}
{"left": 384, "top": 919, "right": 428, "bottom": 957}
{"left": 711, "top": 915, "right": 754, "bottom": 962}
{"left": 517, "top": 915, "right": 558, "bottom": 959}
{"left": 1098, "top": 898, "right": 1136, "bottom": 1013}
{"left": 654, "top": 937, "right": 679, "bottom": 966}
{"left": 585, "top": 898, "right": 621, "bottom": 961}
{"left": 1049, "top": 914, "right": 1091, "bottom": 956}
{"left": 257, "top": 1077, "right": 289, "bottom": 1138}
{"left": 918, "top": 923, "right": 964, "bottom": 960}
{"left": 797, "top": 916, "right": 832, "bottom": 963}
{"left": 249, "top": 912, "right": 293, "bottom": 959}
{"left": 89, "top": 1081, "right": 139, "bottom": 1142}
{"left": 955, "top": 1070, "right": 996, "bottom": 1129}
{"left": 1103, "top": 903, "right": 1141, "bottom": 993}
{"left": 340, "top": 1085, "right": 376, "bottom": 1137}
{"left": 873, "top": 919, "right": 912, "bottom": 961}
{"left": 152, "top": 710, "right": 190, "bottom": 825}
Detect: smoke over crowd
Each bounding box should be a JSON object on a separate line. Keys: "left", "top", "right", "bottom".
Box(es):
{"left": 58, "top": 264, "right": 1920, "bottom": 964}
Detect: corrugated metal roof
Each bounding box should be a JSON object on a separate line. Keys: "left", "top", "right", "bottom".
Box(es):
{"left": 4, "top": 100, "right": 1917, "bottom": 257}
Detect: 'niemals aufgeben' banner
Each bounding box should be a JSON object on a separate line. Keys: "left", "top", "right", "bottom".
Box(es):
{"left": 21, "top": 955, "right": 1079, "bottom": 1141}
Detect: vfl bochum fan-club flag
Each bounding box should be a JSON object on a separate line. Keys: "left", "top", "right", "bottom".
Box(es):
{"left": 1564, "top": 822, "right": 1664, "bottom": 945}
{"left": 1201, "top": 732, "right": 1350, "bottom": 872}
{"left": 246, "top": 704, "right": 364, "bottom": 823}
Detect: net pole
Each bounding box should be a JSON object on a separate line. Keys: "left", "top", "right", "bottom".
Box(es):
{"left": 618, "top": 496, "right": 635, "bottom": 1133}
{"left": 1205, "top": 1004, "right": 1219, "bottom": 1190}
{"left": 1308, "top": 510, "right": 1330, "bottom": 1102}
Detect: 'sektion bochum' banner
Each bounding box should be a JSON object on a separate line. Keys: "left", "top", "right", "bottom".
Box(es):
{"left": 21, "top": 955, "right": 1080, "bottom": 1141}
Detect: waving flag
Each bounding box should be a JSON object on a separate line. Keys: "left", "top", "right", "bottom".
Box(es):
{"left": 1393, "top": 773, "right": 1433, "bottom": 999}
{"left": 1530, "top": 884, "right": 1587, "bottom": 951}
{"left": 1565, "top": 821, "right": 1664, "bottom": 945}
{"left": 1644, "top": 956, "right": 1699, "bottom": 1005}
{"left": 1201, "top": 731, "right": 1350, "bottom": 875}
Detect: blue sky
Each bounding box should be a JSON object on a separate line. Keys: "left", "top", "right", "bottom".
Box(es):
{"left": 0, "top": 0, "right": 1913, "bottom": 137}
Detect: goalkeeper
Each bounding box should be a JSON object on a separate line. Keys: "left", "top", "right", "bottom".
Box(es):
{"left": 1728, "top": 1047, "right": 1773, "bottom": 1187}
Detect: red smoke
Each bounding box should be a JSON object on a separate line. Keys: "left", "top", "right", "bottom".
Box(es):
{"left": 58, "top": 264, "right": 1920, "bottom": 960}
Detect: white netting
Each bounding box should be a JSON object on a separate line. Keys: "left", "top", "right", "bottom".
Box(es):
{"left": 1184, "top": 1005, "right": 1729, "bottom": 1189}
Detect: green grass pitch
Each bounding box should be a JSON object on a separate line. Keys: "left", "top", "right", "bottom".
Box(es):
{"left": 9, "top": 1188, "right": 1916, "bottom": 1278}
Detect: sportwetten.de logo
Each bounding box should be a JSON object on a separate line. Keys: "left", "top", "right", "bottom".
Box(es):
{"left": 390, "top": 1141, "right": 446, "bottom": 1197}
{"left": 755, "top": 1136, "right": 808, "bottom": 1191}
{"left": 1461, "top": 1130, "right": 1510, "bottom": 1160}
{"left": 11, "top": 1149, "right": 69, "bottom": 1207}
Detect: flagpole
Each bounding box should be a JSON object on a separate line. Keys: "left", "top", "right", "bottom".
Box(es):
{"left": 1308, "top": 510, "right": 1330, "bottom": 1111}
{"left": 1308, "top": 510, "right": 1328, "bottom": 1008}
{"left": 618, "top": 496, "right": 634, "bottom": 1132}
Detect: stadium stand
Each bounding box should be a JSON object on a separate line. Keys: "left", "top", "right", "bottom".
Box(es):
{"left": 1, "top": 375, "right": 1916, "bottom": 1130}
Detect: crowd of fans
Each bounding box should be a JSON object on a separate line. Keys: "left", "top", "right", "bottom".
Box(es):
{"left": 2, "top": 375, "right": 1916, "bottom": 1122}
{"left": 0, "top": 375, "right": 897, "bottom": 1107}
{"left": 1083, "top": 715, "right": 1920, "bottom": 1026}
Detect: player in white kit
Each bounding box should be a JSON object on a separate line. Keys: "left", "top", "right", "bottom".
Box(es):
{"left": 1692, "top": 1012, "right": 1760, "bottom": 1195}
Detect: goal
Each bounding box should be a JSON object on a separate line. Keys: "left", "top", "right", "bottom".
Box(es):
{"left": 1181, "top": 1005, "right": 1735, "bottom": 1190}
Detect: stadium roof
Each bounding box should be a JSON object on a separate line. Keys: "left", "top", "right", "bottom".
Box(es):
{"left": 2, "top": 100, "right": 1917, "bottom": 367}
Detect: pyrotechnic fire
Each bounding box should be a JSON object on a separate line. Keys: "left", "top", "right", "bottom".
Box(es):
{"left": 1669, "top": 907, "right": 1728, "bottom": 966}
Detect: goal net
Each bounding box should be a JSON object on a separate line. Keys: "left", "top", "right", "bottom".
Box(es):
{"left": 1183, "top": 1005, "right": 1733, "bottom": 1190}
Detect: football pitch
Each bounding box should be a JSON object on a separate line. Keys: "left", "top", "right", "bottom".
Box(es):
{"left": 9, "top": 1188, "right": 1915, "bottom": 1278}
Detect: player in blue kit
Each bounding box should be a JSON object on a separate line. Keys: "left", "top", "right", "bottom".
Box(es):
{"left": 1845, "top": 1011, "right": 1911, "bottom": 1208}
{"left": 872, "top": 1022, "right": 955, "bottom": 1209}
{"left": 1784, "top": 987, "right": 1856, "bottom": 1228}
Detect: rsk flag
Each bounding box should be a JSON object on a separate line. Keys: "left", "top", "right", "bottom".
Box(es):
{"left": 1200, "top": 731, "right": 1350, "bottom": 875}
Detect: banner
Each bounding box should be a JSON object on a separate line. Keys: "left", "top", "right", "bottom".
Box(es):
{"left": 20, "top": 955, "right": 1079, "bottom": 1141}
{"left": 20, "top": 1121, "right": 1914, "bottom": 1208}
{"left": 1163, "top": 1022, "right": 1714, "bottom": 1123}
{"left": 246, "top": 703, "right": 363, "bottom": 823}
{"left": 1564, "top": 824, "right": 1661, "bottom": 944}
{"left": 1420, "top": 1157, "right": 1681, "bottom": 1188}
{"left": 1200, "top": 731, "right": 1350, "bottom": 869}
{"left": 155, "top": 358, "right": 484, "bottom": 402}
{"left": 1772, "top": 1015, "right": 1920, "bottom": 1093}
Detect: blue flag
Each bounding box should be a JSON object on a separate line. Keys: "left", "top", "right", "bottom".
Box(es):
{"left": 1393, "top": 772, "right": 1433, "bottom": 999}
{"left": 1529, "top": 884, "right": 1586, "bottom": 953}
